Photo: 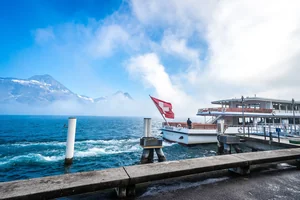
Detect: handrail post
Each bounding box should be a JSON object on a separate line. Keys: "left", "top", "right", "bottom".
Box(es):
{"left": 248, "top": 126, "right": 250, "bottom": 137}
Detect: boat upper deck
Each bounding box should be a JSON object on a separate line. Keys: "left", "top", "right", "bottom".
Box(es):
{"left": 197, "top": 96, "right": 300, "bottom": 117}
{"left": 198, "top": 108, "right": 273, "bottom": 113}
{"left": 211, "top": 97, "right": 300, "bottom": 106}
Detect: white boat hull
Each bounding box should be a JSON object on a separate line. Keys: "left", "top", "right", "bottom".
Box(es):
{"left": 161, "top": 126, "right": 240, "bottom": 145}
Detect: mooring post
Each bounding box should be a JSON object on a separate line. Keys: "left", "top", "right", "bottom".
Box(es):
{"left": 144, "top": 118, "right": 151, "bottom": 137}
{"left": 65, "top": 117, "right": 77, "bottom": 165}
{"left": 140, "top": 118, "right": 166, "bottom": 164}
{"left": 155, "top": 148, "right": 167, "bottom": 162}
{"left": 136, "top": 118, "right": 166, "bottom": 197}
{"left": 140, "top": 118, "right": 154, "bottom": 164}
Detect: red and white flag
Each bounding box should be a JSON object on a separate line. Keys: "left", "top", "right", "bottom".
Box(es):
{"left": 150, "top": 96, "right": 174, "bottom": 119}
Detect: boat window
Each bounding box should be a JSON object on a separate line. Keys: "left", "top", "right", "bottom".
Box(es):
{"left": 238, "top": 117, "right": 252, "bottom": 125}
{"left": 238, "top": 118, "right": 243, "bottom": 124}
{"left": 273, "top": 118, "right": 280, "bottom": 123}
{"left": 280, "top": 104, "right": 286, "bottom": 110}
{"left": 272, "top": 103, "right": 279, "bottom": 110}
{"left": 266, "top": 118, "right": 273, "bottom": 123}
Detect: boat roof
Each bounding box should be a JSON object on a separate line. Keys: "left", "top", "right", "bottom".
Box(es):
{"left": 212, "top": 96, "right": 300, "bottom": 105}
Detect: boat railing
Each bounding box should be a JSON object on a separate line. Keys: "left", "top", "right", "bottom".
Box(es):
{"left": 162, "top": 122, "right": 218, "bottom": 129}
{"left": 228, "top": 123, "right": 300, "bottom": 135}
{"left": 198, "top": 108, "right": 273, "bottom": 113}
{"left": 273, "top": 109, "right": 300, "bottom": 114}
{"left": 162, "top": 122, "right": 300, "bottom": 135}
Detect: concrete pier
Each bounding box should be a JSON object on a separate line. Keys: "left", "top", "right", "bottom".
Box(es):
{"left": 1, "top": 148, "right": 300, "bottom": 199}
{"left": 0, "top": 168, "right": 128, "bottom": 199}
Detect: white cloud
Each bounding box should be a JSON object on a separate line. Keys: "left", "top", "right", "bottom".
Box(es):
{"left": 126, "top": 53, "right": 199, "bottom": 117}
{"left": 161, "top": 33, "right": 202, "bottom": 85}
{"left": 26, "top": 0, "right": 300, "bottom": 117}
{"left": 34, "top": 27, "right": 55, "bottom": 44}
{"left": 88, "top": 24, "right": 130, "bottom": 58}
{"left": 206, "top": 0, "right": 300, "bottom": 86}
{"left": 130, "top": 0, "right": 300, "bottom": 102}
{"left": 131, "top": 0, "right": 216, "bottom": 34}
{"left": 161, "top": 33, "right": 199, "bottom": 62}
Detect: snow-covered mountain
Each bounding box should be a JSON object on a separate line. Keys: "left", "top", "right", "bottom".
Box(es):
{"left": 112, "top": 91, "right": 133, "bottom": 100}
{"left": 0, "top": 75, "right": 133, "bottom": 106}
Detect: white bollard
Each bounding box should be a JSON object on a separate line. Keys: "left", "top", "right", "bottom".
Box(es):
{"left": 65, "top": 117, "right": 77, "bottom": 165}
{"left": 144, "top": 118, "right": 152, "bottom": 137}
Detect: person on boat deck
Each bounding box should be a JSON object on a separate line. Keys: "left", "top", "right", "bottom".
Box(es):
{"left": 187, "top": 118, "right": 192, "bottom": 129}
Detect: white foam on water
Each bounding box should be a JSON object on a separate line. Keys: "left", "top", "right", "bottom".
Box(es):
{"left": 0, "top": 161, "right": 8, "bottom": 166}
{"left": 75, "top": 147, "right": 106, "bottom": 157}
{"left": 141, "top": 177, "right": 229, "bottom": 197}
{"left": 42, "top": 155, "right": 65, "bottom": 161}
{"left": 0, "top": 138, "right": 140, "bottom": 150}
{"left": 0, "top": 138, "right": 142, "bottom": 166}
{"left": 76, "top": 138, "right": 140, "bottom": 146}
{"left": 0, "top": 153, "right": 65, "bottom": 166}
{"left": 0, "top": 141, "right": 66, "bottom": 148}
{"left": 163, "top": 141, "right": 177, "bottom": 147}
{"left": 127, "top": 145, "right": 140, "bottom": 152}
{"left": 75, "top": 143, "right": 142, "bottom": 157}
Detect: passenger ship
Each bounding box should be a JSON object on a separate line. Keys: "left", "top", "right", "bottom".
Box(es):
{"left": 161, "top": 96, "right": 300, "bottom": 145}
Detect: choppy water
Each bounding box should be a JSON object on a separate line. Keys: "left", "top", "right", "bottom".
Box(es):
{"left": 0, "top": 116, "right": 217, "bottom": 182}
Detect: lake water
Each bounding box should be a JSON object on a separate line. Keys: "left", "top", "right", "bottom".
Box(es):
{"left": 0, "top": 115, "right": 217, "bottom": 182}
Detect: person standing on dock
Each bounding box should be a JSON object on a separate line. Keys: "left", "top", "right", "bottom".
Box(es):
{"left": 187, "top": 118, "right": 192, "bottom": 129}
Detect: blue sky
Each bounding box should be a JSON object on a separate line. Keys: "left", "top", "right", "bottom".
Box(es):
{"left": 1, "top": 0, "right": 300, "bottom": 116}
{"left": 0, "top": 0, "right": 211, "bottom": 102}
{"left": 0, "top": 0, "right": 141, "bottom": 98}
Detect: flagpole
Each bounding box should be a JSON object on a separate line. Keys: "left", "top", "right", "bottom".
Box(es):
{"left": 149, "top": 95, "right": 170, "bottom": 126}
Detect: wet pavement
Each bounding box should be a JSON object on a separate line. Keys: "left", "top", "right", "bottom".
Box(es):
{"left": 58, "top": 161, "right": 300, "bottom": 200}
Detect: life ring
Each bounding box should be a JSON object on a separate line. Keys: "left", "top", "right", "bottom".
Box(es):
{"left": 177, "top": 124, "right": 182, "bottom": 128}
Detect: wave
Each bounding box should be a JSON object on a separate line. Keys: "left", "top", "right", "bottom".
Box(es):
{"left": 0, "top": 138, "right": 142, "bottom": 167}
{"left": 163, "top": 141, "right": 177, "bottom": 147}
{"left": 0, "top": 141, "right": 66, "bottom": 148}
{"left": 0, "top": 153, "right": 65, "bottom": 166}
{"left": 0, "top": 137, "right": 180, "bottom": 167}
{"left": 0, "top": 138, "right": 140, "bottom": 148}
{"left": 76, "top": 138, "right": 140, "bottom": 145}
{"left": 75, "top": 141, "right": 141, "bottom": 157}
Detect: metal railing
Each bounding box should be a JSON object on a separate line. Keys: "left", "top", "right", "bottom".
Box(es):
{"left": 229, "top": 123, "right": 300, "bottom": 137}
{"left": 198, "top": 108, "right": 273, "bottom": 113}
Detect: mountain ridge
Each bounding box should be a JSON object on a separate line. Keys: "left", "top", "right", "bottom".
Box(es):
{"left": 0, "top": 74, "right": 133, "bottom": 105}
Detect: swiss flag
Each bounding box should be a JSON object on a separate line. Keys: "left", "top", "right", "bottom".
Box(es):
{"left": 150, "top": 96, "right": 175, "bottom": 119}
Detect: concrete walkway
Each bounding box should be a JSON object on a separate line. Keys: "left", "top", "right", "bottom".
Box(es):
{"left": 138, "top": 163, "right": 300, "bottom": 200}
{"left": 249, "top": 134, "right": 300, "bottom": 146}
{"left": 61, "top": 162, "right": 300, "bottom": 200}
